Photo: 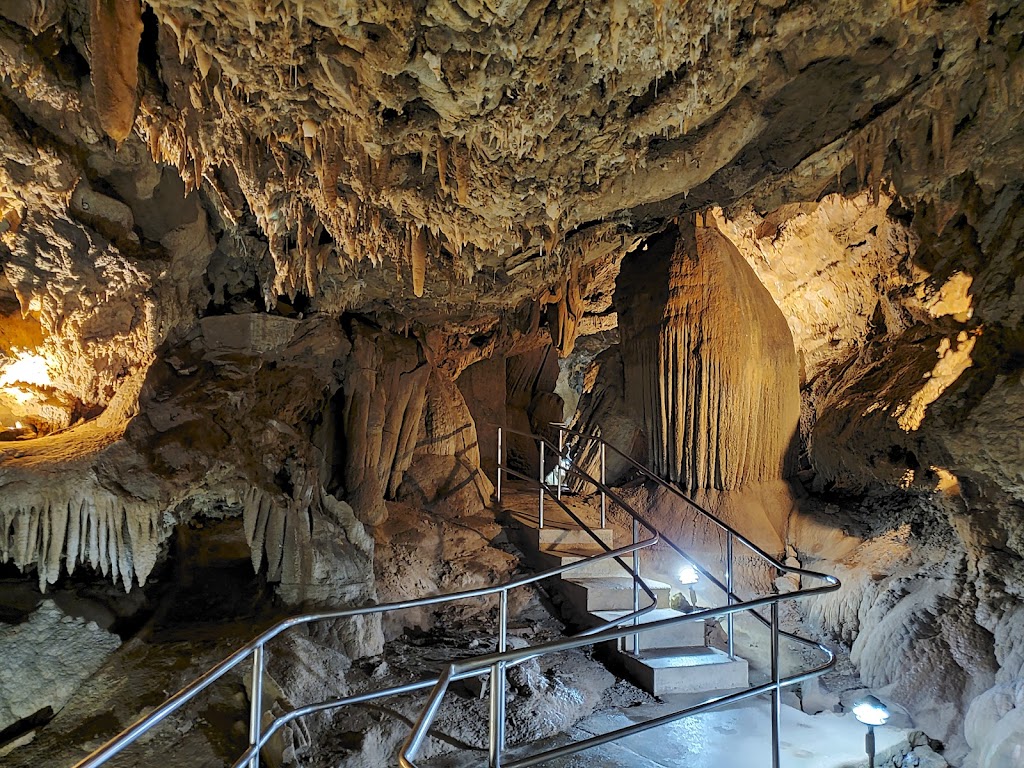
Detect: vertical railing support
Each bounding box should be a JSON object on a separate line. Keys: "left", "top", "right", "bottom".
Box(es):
{"left": 498, "top": 589, "right": 508, "bottom": 656}
{"left": 726, "top": 533, "right": 735, "bottom": 659}
{"left": 496, "top": 427, "right": 503, "bottom": 503}
{"left": 632, "top": 517, "right": 640, "bottom": 655}
{"left": 488, "top": 658, "right": 507, "bottom": 767}
{"left": 556, "top": 424, "right": 565, "bottom": 500}
{"left": 490, "top": 588, "right": 510, "bottom": 766}
{"left": 538, "top": 440, "right": 545, "bottom": 529}
{"left": 248, "top": 643, "right": 265, "bottom": 768}
{"left": 599, "top": 442, "right": 607, "bottom": 528}
{"left": 770, "top": 602, "right": 781, "bottom": 768}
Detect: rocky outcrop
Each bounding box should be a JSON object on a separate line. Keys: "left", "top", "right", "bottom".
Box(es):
{"left": 616, "top": 216, "right": 800, "bottom": 492}
{"left": 342, "top": 320, "right": 430, "bottom": 526}
{"left": 0, "top": 600, "right": 120, "bottom": 734}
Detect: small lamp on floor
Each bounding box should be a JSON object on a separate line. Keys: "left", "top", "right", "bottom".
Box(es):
{"left": 853, "top": 695, "right": 889, "bottom": 767}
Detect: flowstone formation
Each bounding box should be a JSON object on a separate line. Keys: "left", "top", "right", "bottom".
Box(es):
{"left": 616, "top": 215, "right": 800, "bottom": 494}
{"left": 0, "top": 0, "right": 1022, "bottom": 766}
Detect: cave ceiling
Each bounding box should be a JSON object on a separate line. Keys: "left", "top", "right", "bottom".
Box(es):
{"left": 0, "top": 0, "right": 1021, "bottom": 417}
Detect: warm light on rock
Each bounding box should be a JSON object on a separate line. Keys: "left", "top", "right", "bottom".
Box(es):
{"left": 0, "top": 352, "right": 52, "bottom": 403}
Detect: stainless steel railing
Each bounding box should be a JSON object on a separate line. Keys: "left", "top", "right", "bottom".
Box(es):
{"left": 398, "top": 426, "right": 840, "bottom": 768}
{"left": 556, "top": 424, "right": 837, "bottom": 675}
{"left": 73, "top": 457, "right": 661, "bottom": 768}
{"left": 73, "top": 424, "right": 838, "bottom": 768}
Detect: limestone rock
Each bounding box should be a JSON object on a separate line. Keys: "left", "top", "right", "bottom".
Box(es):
{"left": 89, "top": 0, "right": 143, "bottom": 143}
{"left": 616, "top": 217, "right": 800, "bottom": 492}
{"left": 342, "top": 321, "right": 430, "bottom": 525}
{"left": 0, "top": 600, "right": 120, "bottom": 732}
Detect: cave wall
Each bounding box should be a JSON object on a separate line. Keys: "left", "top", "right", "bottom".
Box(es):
{"left": 0, "top": 0, "right": 1022, "bottom": 762}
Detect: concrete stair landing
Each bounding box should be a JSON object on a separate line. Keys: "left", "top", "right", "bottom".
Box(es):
{"left": 620, "top": 647, "right": 749, "bottom": 696}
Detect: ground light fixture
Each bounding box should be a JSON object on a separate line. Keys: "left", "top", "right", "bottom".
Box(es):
{"left": 853, "top": 695, "right": 890, "bottom": 766}
{"left": 678, "top": 563, "right": 700, "bottom": 585}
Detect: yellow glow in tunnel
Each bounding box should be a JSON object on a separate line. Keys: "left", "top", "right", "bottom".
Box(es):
{"left": 0, "top": 352, "right": 53, "bottom": 403}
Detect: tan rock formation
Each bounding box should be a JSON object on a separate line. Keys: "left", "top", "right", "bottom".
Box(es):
{"left": 89, "top": 0, "right": 143, "bottom": 142}
{"left": 617, "top": 216, "right": 800, "bottom": 492}
{"left": 342, "top": 320, "right": 430, "bottom": 525}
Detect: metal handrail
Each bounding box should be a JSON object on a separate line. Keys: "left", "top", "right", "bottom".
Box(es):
{"left": 74, "top": 458, "right": 660, "bottom": 768}
{"left": 398, "top": 426, "right": 841, "bottom": 768}
{"left": 555, "top": 425, "right": 838, "bottom": 666}
{"left": 73, "top": 425, "right": 840, "bottom": 768}
{"left": 399, "top": 579, "right": 840, "bottom": 768}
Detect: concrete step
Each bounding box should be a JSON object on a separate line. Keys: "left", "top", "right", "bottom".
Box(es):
{"left": 618, "top": 647, "right": 749, "bottom": 696}
{"left": 590, "top": 608, "right": 705, "bottom": 651}
{"left": 532, "top": 545, "right": 630, "bottom": 579}
{"left": 562, "top": 577, "right": 672, "bottom": 612}
{"left": 521, "top": 525, "right": 615, "bottom": 551}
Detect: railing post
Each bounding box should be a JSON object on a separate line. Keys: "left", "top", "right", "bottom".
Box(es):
{"left": 538, "top": 440, "right": 545, "bottom": 528}
{"left": 491, "top": 587, "right": 509, "bottom": 762}
{"left": 726, "top": 533, "right": 735, "bottom": 659}
{"left": 498, "top": 589, "right": 508, "bottom": 655}
{"left": 556, "top": 424, "right": 565, "bottom": 500}
{"left": 632, "top": 517, "right": 640, "bottom": 655}
{"left": 488, "top": 658, "right": 507, "bottom": 768}
{"left": 771, "top": 602, "right": 781, "bottom": 768}
{"left": 599, "top": 442, "right": 607, "bottom": 528}
{"left": 496, "top": 427, "right": 503, "bottom": 503}
{"left": 248, "top": 643, "right": 264, "bottom": 768}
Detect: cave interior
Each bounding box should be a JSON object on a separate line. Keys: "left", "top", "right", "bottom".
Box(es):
{"left": 0, "top": 0, "right": 1023, "bottom": 766}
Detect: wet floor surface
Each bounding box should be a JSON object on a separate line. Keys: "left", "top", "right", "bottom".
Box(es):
{"left": 492, "top": 694, "right": 910, "bottom": 768}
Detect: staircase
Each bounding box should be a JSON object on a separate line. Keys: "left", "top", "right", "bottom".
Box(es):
{"left": 502, "top": 490, "right": 748, "bottom": 696}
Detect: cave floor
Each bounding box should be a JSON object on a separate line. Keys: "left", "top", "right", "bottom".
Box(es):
{"left": 436, "top": 693, "right": 912, "bottom": 768}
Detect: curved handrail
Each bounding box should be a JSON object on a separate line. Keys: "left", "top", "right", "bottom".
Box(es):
{"left": 396, "top": 426, "right": 841, "bottom": 768}
{"left": 399, "top": 579, "right": 841, "bottom": 768}
{"left": 553, "top": 425, "right": 839, "bottom": 656}
{"left": 73, "top": 534, "right": 657, "bottom": 768}
{"left": 74, "top": 458, "right": 661, "bottom": 768}
{"left": 226, "top": 464, "right": 664, "bottom": 768}
{"left": 558, "top": 425, "right": 836, "bottom": 586}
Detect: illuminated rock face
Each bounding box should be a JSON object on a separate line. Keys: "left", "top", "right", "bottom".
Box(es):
{"left": 616, "top": 217, "right": 800, "bottom": 493}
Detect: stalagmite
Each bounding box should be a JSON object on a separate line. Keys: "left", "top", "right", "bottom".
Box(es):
{"left": 89, "top": 0, "right": 144, "bottom": 142}
{"left": 616, "top": 216, "right": 801, "bottom": 492}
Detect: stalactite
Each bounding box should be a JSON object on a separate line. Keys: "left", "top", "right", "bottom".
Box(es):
{"left": 454, "top": 142, "right": 470, "bottom": 206}
{"left": 0, "top": 493, "right": 163, "bottom": 592}
{"left": 90, "top": 0, "right": 143, "bottom": 142}
{"left": 411, "top": 225, "right": 427, "bottom": 297}
{"left": 436, "top": 136, "right": 450, "bottom": 194}
{"left": 546, "top": 275, "right": 583, "bottom": 355}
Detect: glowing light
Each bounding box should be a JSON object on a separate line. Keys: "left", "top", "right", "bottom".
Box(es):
{"left": 678, "top": 564, "right": 700, "bottom": 585}
{"left": 853, "top": 695, "right": 890, "bottom": 726}
{"left": 0, "top": 353, "right": 52, "bottom": 403}
{"left": 14, "top": 421, "right": 22, "bottom": 429}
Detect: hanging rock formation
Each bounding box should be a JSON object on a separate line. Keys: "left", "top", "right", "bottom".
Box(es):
{"left": 89, "top": 0, "right": 143, "bottom": 142}
{"left": 616, "top": 216, "right": 800, "bottom": 493}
